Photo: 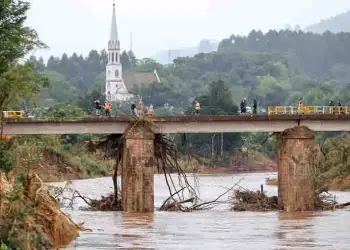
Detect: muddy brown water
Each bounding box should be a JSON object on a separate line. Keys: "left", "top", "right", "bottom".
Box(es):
{"left": 59, "top": 173, "right": 350, "bottom": 250}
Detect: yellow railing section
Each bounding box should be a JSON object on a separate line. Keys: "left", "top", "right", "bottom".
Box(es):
{"left": 268, "top": 106, "right": 348, "bottom": 115}
{"left": 2, "top": 111, "right": 24, "bottom": 118}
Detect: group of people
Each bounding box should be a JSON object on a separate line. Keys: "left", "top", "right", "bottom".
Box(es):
{"left": 94, "top": 100, "right": 112, "bottom": 117}
{"left": 130, "top": 98, "right": 154, "bottom": 117}
{"left": 94, "top": 97, "right": 154, "bottom": 117}
{"left": 240, "top": 98, "right": 258, "bottom": 114}
{"left": 192, "top": 99, "right": 258, "bottom": 115}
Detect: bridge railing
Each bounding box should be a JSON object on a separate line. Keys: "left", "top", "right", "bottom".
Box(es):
{"left": 2, "top": 111, "right": 23, "bottom": 118}
{"left": 268, "top": 106, "right": 348, "bottom": 115}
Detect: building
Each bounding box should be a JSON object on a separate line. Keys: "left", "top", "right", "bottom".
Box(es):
{"left": 105, "top": 3, "right": 160, "bottom": 102}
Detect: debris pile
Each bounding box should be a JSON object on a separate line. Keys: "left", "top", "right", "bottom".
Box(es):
{"left": 230, "top": 187, "right": 350, "bottom": 212}
{"left": 80, "top": 192, "right": 122, "bottom": 211}
{"left": 231, "top": 189, "right": 279, "bottom": 211}
{"left": 0, "top": 172, "right": 86, "bottom": 249}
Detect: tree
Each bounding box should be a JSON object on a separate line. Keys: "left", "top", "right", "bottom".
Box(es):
{"left": 42, "top": 70, "right": 77, "bottom": 102}
{"left": 0, "top": 63, "right": 49, "bottom": 133}
{"left": 0, "top": 63, "right": 49, "bottom": 108}
{"left": 44, "top": 102, "right": 86, "bottom": 118}
{"left": 0, "top": 0, "right": 47, "bottom": 74}
{"left": 128, "top": 50, "right": 137, "bottom": 66}
{"left": 208, "top": 80, "right": 236, "bottom": 114}
{"left": 120, "top": 51, "right": 131, "bottom": 71}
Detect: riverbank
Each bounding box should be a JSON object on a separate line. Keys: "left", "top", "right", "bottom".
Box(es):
{"left": 35, "top": 151, "right": 276, "bottom": 182}
{"left": 266, "top": 177, "right": 350, "bottom": 191}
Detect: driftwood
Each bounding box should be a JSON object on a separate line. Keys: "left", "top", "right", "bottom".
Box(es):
{"left": 84, "top": 118, "right": 200, "bottom": 212}
{"left": 230, "top": 186, "right": 350, "bottom": 212}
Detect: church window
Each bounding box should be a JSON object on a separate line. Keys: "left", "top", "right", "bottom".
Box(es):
{"left": 115, "top": 52, "right": 118, "bottom": 62}
{"left": 115, "top": 69, "right": 119, "bottom": 77}
{"left": 107, "top": 82, "right": 111, "bottom": 89}
{"left": 112, "top": 53, "right": 114, "bottom": 62}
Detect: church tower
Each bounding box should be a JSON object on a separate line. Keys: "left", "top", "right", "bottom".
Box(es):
{"left": 105, "top": 2, "right": 128, "bottom": 102}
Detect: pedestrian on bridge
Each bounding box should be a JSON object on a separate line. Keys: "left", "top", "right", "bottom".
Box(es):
{"left": 94, "top": 100, "right": 102, "bottom": 116}
{"left": 298, "top": 98, "right": 303, "bottom": 114}
{"left": 131, "top": 103, "right": 138, "bottom": 116}
{"left": 104, "top": 101, "right": 112, "bottom": 117}
{"left": 329, "top": 100, "right": 334, "bottom": 114}
{"left": 338, "top": 102, "right": 343, "bottom": 114}
{"left": 253, "top": 99, "right": 257, "bottom": 115}
{"left": 195, "top": 101, "right": 200, "bottom": 115}
{"left": 240, "top": 98, "right": 247, "bottom": 114}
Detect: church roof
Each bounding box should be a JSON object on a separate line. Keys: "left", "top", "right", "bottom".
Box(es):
{"left": 110, "top": 3, "right": 118, "bottom": 43}
{"left": 123, "top": 70, "right": 161, "bottom": 91}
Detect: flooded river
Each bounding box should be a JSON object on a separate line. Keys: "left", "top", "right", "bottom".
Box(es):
{"left": 63, "top": 172, "right": 350, "bottom": 249}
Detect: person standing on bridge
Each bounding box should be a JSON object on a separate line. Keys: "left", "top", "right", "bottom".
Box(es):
{"left": 94, "top": 100, "right": 102, "bottom": 116}
{"left": 195, "top": 101, "right": 200, "bottom": 115}
{"left": 329, "top": 100, "right": 334, "bottom": 114}
{"left": 104, "top": 101, "right": 112, "bottom": 117}
{"left": 240, "top": 98, "right": 247, "bottom": 114}
{"left": 253, "top": 99, "right": 258, "bottom": 115}
{"left": 298, "top": 98, "right": 303, "bottom": 114}
{"left": 338, "top": 102, "right": 343, "bottom": 114}
{"left": 131, "top": 103, "right": 138, "bottom": 116}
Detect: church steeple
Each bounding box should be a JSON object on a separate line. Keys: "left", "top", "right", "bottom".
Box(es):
{"left": 108, "top": 1, "right": 120, "bottom": 50}
{"left": 105, "top": 0, "right": 128, "bottom": 102}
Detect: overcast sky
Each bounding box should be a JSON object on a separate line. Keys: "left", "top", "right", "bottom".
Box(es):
{"left": 26, "top": 0, "right": 350, "bottom": 60}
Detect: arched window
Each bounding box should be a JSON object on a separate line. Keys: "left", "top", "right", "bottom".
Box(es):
{"left": 115, "top": 69, "right": 119, "bottom": 77}
{"left": 107, "top": 82, "right": 111, "bottom": 89}
{"left": 112, "top": 53, "right": 114, "bottom": 62}
{"left": 108, "top": 53, "right": 111, "bottom": 63}
{"left": 115, "top": 52, "right": 118, "bottom": 62}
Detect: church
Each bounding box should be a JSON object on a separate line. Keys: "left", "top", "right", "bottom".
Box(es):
{"left": 105, "top": 2, "right": 160, "bottom": 102}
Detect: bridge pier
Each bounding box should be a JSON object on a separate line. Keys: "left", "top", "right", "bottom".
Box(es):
{"left": 122, "top": 124, "right": 155, "bottom": 212}
{"left": 278, "top": 126, "right": 315, "bottom": 212}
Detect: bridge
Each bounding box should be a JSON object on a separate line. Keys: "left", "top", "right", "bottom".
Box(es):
{"left": 3, "top": 113, "right": 349, "bottom": 214}
{"left": 3, "top": 114, "right": 350, "bottom": 134}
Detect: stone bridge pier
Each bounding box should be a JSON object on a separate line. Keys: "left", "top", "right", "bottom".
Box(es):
{"left": 278, "top": 126, "right": 315, "bottom": 212}
{"left": 122, "top": 123, "right": 155, "bottom": 213}
{"left": 120, "top": 123, "right": 316, "bottom": 213}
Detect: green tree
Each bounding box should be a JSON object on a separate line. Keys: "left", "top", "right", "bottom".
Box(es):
{"left": 0, "top": 0, "right": 47, "bottom": 74}
{"left": 208, "top": 80, "right": 235, "bottom": 113}
{"left": 41, "top": 70, "right": 77, "bottom": 102}
{"left": 0, "top": 63, "right": 49, "bottom": 114}
{"left": 120, "top": 51, "right": 131, "bottom": 71}
{"left": 44, "top": 102, "right": 86, "bottom": 118}
{"left": 128, "top": 50, "right": 137, "bottom": 66}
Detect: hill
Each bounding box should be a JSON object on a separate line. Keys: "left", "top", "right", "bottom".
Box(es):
{"left": 151, "top": 39, "right": 219, "bottom": 64}
{"left": 305, "top": 10, "right": 350, "bottom": 33}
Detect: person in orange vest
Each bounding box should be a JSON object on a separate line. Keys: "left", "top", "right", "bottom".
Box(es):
{"left": 104, "top": 101, "right": 112, "bottom": 117}
{"left": 195, "top": 100, "right": 200, "bottom": 115}
{"left": 298, "top": 98, "right": 303, "bottom": 114}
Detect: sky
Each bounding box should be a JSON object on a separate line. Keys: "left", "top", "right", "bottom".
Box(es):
{"left": 26, "top": 0, "right": 350, "bottom": 61}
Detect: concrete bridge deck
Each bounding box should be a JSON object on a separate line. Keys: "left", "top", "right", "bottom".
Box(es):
{"left": 3, "top": 114, "right": 350, "bottom": 134}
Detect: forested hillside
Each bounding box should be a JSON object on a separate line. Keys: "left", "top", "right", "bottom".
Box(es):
{"left": 30, "top": 30, "right": 350, "bottom": 112}
{"left": 306, "top": 10, "right": 350, "bottom": 34}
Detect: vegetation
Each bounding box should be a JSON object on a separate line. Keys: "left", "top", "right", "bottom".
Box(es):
{"left": 0, "top": 1, "right": 88, "bottom": 248}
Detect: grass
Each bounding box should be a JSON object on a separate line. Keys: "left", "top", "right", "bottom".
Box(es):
{"left": 6, "top": 135, "right": 113, "bottom": 182}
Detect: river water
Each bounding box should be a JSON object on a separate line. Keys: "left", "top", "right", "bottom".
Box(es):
{"left": 62, "top": 172, "right": 350, "bottom": 250}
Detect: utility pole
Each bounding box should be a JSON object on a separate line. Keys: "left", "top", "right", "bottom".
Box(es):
{"left": 168, "top": 50, "right": 171, "bottom": 64}
{"left": 220, "top": 133, "right": 223, "bottom": 158}
{"left": 211, "top": 134, "right": 216, "bottom": 159}
{"left": 129, "top": 32, "right": 133, "bottom": 51}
